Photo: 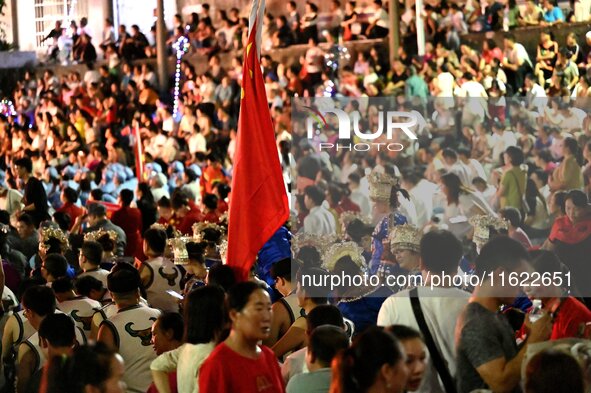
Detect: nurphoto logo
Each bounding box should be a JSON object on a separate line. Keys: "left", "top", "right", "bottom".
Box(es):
{"left": 296, "top": 98, "right": 424, "bottom": 152}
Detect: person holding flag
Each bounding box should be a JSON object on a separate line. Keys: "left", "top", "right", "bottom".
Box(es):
{"left": 225, "top": 0, "right": 290, "bottom": 283}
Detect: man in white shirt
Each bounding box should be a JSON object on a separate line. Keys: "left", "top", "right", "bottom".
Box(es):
{"left": 457, "top": 147, "right": 487, "bottom": 181}
{"left": 366, "top": 0, "right": 389, "bottom": 38}
{"left": 303, "top": 185, "right": 336, "bottom": 235}
{"left": 401, "top": 170, "right": 430, "bottom": 228}
{"left": 0, "top": 185, "right": 23, "bottom": 215}
{"left": 502, "top": 34, "right": 533, "bottom": 94}
{"left": 458, "top": 73, "right": 488, "bottom": 129}
{"left": 378, "top": 230, "right": 470, "bottom": 393}
{"left": 490, "top": 119, "right": 517, "bottom": 165}
{"left": 524, "top": 73, "right": 548, "bottom": 114}
{"left": 559, "top": 103, "right": 585, "bottom": 132}
{"left": 442, "top": 148, "right": 472, "bottom": 186}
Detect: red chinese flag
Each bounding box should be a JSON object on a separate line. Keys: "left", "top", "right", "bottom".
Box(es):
{"left": 226, "top": 18, "right": 289, "bottom": 282}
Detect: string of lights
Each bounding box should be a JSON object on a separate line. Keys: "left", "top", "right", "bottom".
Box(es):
{"left": 0, "top": 99, "right": 16, "bottom": 117}
{"left": 172, "top": 35, "right": 190, "bottom": 119}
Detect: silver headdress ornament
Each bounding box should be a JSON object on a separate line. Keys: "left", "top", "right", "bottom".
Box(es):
{"left": 167, "top": 236, "right": 193, "bottom": 265}
{"left": 389, "top": 224, "right": 422, "bottom": 253}
{"left": 84, "top": 228, "right": 118, "bottom": 243}
{"left": 469, "top": 215, "right": 508, "bottom": 249}
{"left": 40, "top": 226, "right": 70, "bottom": 249}
{"left": 322, "top": 241, "right": 366, "bottom": 272}
{"left": 192, "top": 222, "right": 225, "bottom": 242}
{"left": 292, "top": 232, "right": 338, "bottom": 256}
{"left": 339, "top": 211, "right": 372, "bottom": 230}
{"left": 368, "top": 171, "right": 396, "bottom": 202}
{"left": 150, "top": 223, "right": 182, "bottom": 239}
{"left": 218, "top": 239, "right": 228, "bottom": 264}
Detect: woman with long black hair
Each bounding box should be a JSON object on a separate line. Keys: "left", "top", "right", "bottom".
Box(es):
{"left": 440, "top": 172, "right": 496, "bottom": 239}
{"left": 330, "top": 327, "right": 409, "bottom": 393}
{"left": 136, "top": 182, "right": 157, "bottom": 233}
{"left": 152, "top": 285, "right": 227, "bottom": 393}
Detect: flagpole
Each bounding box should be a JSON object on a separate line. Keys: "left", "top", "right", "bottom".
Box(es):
{"left": 135, "top": 125, "right": 144, "bottom": 181}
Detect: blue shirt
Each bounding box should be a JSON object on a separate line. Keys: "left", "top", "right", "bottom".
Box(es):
{"left": 544, "top": 7, "right": 564, "bottom": 22}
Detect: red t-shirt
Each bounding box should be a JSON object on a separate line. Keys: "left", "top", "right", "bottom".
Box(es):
{"left": 200, "top": 166, "right": 227, "bottom": 198}
{"left": 551, "top": 297, "right": 591, "bottom": 340}
{"left": 199, "top": 343, "right": 285, "bottom": 393}
{"left": 217, "top": 200, "right": 229, "bottom": 215}
{"left": 203, "top": 211, "right": 220, "bottom": 224}
{"left": 57, "top": 202, "right": 84, "bottom": 230}
{"left": 176, "top": 201, "right": 204, "bottom": 235}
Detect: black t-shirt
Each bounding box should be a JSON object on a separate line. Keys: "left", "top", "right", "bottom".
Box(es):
{"left": 567, "top": 44, "right": 584, "bottom": 65}
{"left": 456, "top": 302, "right": 520, "bottom": 393}
{"left": 23, "top": 177, "right": 49, "bottom": 227}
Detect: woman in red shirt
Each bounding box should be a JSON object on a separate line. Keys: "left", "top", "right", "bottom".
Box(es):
{"left": 111, "top": 189, "right": 143, "bottom": 260}
{"left": 525, "top": 250, "right": 591, "bottom": 340}
{"left": 480, "top": 38, "right": 503, "bottom": 70}
{"left": 199, "top": 281, "right": 285, "bottom": 393}
{"left": 544, "top": 190, "right": 591, "bottom": 302}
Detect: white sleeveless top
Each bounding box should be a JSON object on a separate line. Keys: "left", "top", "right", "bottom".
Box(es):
{"left": 13, "top": 310, "right": 36, "bottom": 347}
{"left": 100, "top": 304, "right": 161, "bottom": 393}
{"left": 278, "top": 293, "right": 303, "bottom": 325}
{"left": 142, "top": 257, "right": 183, "bottom": 312}
{"left": 22, "top": 317, "right": 87, "bottom": 372}
{"left": 79, "top": 268, "right": 110, "bottom": 287}
{"left": 93, "top": 302, "right": 118, "bottom": 331}
{"left": 58, "top": 296, "right": 102, "bottom": 339}
{"left": 92, "top": 299, "right": 149, "bottom": 331}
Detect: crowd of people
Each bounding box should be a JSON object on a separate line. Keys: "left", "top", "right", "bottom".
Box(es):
{"left": 43, "top": 0, "right": 393, "bottom": 65}
{"left": 43, "top": 0, "right": 591, "bottom": 65}
{"left": 0, "top": 0, "right": 591, "bottom": 392}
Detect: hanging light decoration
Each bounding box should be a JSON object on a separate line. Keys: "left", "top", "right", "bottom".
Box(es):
{"left": 172, "top": 35, "right": 190, "bottom": 119}
{"left": 0, "top": 99, "right": 16, "bottom": 117}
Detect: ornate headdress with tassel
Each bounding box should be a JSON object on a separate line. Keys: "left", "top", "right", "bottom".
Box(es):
{"left": 192, "top": 222, "right": 225, "bottom": 242}
{"left": 322, "top": 241, "right": 366, "bottom": 272}
{"left": 84, "top": 228, "right": 118, "bottom": 243}
{"left": 368, "top": 171, "right": 396, "bottom": 202}
{"left": 40, "top": 226, "right": 70, "bottom": 249}
{"left": 292, "top": 232, "right": 337, "bottom": 257}
{"left": 389, "top": 224, "right": 422, "bottom": 253}
{"left": 339, "top": 211, "right": 372, "bottom": 231}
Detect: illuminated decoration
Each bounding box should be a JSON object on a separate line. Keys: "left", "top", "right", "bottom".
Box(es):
{"left": 172, "top": 35, "right": 190, "bottom": 119}
{"left": 0, "top": 99, "right": 16, "bottom": 117}
{"left": 323, "top": 45, "right": 351, "bottom": 96}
